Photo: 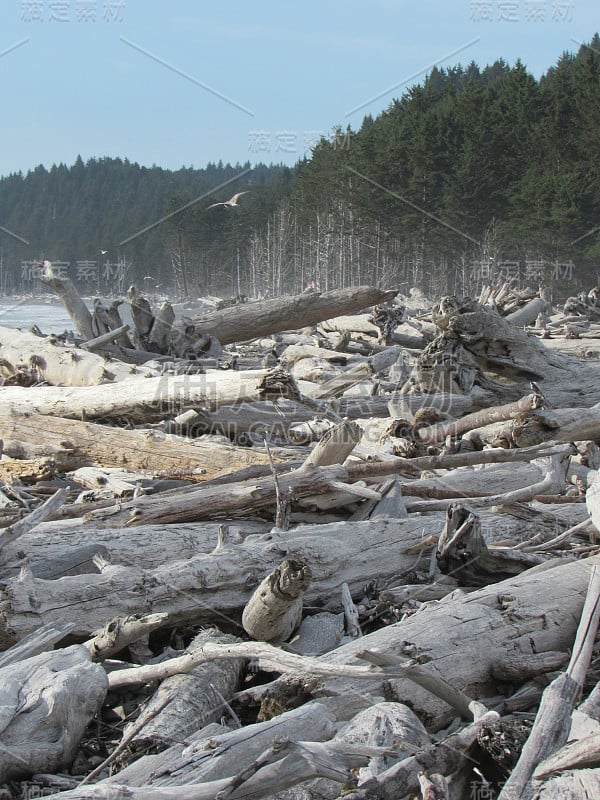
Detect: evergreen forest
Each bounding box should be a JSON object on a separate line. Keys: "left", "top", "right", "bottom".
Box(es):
{"left": 0, "top": 34, "right": 598, "bottom": 300}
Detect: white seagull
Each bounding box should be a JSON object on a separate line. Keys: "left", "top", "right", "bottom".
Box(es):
{"left": 207, "top": 191, "right": 249, "bottom": 210}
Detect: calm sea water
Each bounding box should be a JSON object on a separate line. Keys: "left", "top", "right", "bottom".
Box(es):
{"left": 0, "top": 300, "right": 75, "bottom": 333}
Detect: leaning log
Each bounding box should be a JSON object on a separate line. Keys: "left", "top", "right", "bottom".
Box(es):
{"left": 191, "top": 286, "right": 397, "bottom": 345}
{"left": 468, "top": 405, "right": 600, "bottom": 448}
{"left": 40, "top": 260, "right": 95, "bottom": 339}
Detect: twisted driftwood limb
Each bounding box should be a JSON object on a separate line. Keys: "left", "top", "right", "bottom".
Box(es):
{"left": 0, "top": 644, "right": 107, "bottom": 781}
{"left": 191, "top": 286, "right": 398, "bottom": 345}
{"left": 84, "top": 613, "right": 169, "bottom": 660}
{"left": 405, "top": 448, "right": 572, "bottom": 513}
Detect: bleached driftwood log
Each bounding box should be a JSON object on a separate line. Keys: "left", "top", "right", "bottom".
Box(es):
{"left": 319, "top": 312, "right": 381, "bottom": 337}
{"left": 0, "top": 409, "right": 277, "bottom": 477}
{"left": 302, "top": 419, "right": 362, "bottom": 468}
{"left": 105, "top": 699, "right": 338, "bottom": 783}
{"left": 387, "top": 391, "right": 473, "bottom": 420}
{"left": 468, "top": 404, "right": 600, "bottom": 448}
{"left": 0, "top": 325, "right": 143, "bottom": 386}
{"left": 499, "top": 566, "right": 600, "bottom": 800}
{"left": 0, "top": 519, "right": 268, "bottom": 578}
{"left": 505, "top": 295, "right": 551, "bottom": 327}
{"left": 315, "top": 555, "right": 600, "bottom": 730}
{"left": 417, "top": 392, "right": 543, "bottom": 445}
{"left": 191, "top": 286, "right": 397, "bottom": 345}
{"left": 310, "top": 347, "right": 403, "bottom": 399}
{"left": 0, "top": 644, "right": 107, "bottom": 781}
{"left": 123, "top": 628, "right": 245, "bottom": 752}
{"left": 79, "top": 323, "right": 131, "bottom": 352}
{"left": 71, "top": 442, "right": 574, "bottom": 527}
{"left": 0, "top": 367, "right": 300, "bottom": 421}
{"left": 0, "top": 518, "right": 430, "bottom": 646}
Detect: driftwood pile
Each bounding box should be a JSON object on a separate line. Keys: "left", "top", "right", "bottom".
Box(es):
{"left": 2, "top": 268, "right": 600, "bottom": 798}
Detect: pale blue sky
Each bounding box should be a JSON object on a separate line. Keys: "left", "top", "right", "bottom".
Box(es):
{"left": 0, "top": 0, "right": 597, "bottom": 176}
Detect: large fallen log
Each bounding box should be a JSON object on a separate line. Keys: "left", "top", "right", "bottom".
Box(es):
{"left": 123, "top": 628, "right": 245, "bottom": 753}
{"left": 0, "top": 519, "right": 269, "bottom": 578}
{"left": 191, "top": 286, "right": 397, "bottom": 345}
{"left": 0, "top": 518, "right": 432, "bottom": 647}
{"left": 0, "top": 409, "right": 278, "bottom": 477}
{"left": 498, "top": 565, "right": 600, "bottom": 800}
{"left": 315, "top": 555, "right": 600, "bottom": 730}
{"left": 75, "top": 443, "right": 573, "bottom": 528}
{"left": 0, "top": 367, "right": 300, "bottom": 422}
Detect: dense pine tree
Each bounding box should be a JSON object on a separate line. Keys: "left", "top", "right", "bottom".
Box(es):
{"left": 0, "top": 34, "right": 598, "bottom": 298}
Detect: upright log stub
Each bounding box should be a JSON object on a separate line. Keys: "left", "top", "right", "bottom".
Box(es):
{"left": 191, "top": 286, "right": 397, "bottom": 345}
{"left": 242, "top": 558, "right": 312, "bottom": 642}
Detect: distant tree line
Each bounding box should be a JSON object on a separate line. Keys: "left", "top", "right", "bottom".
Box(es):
{"left": 0, "top": 34, "right": 598, "bottom": 299}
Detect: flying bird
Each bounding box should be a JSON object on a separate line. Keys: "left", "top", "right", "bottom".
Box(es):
{"left": 207, "top": 191, "right": 249, "bottom": 210}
